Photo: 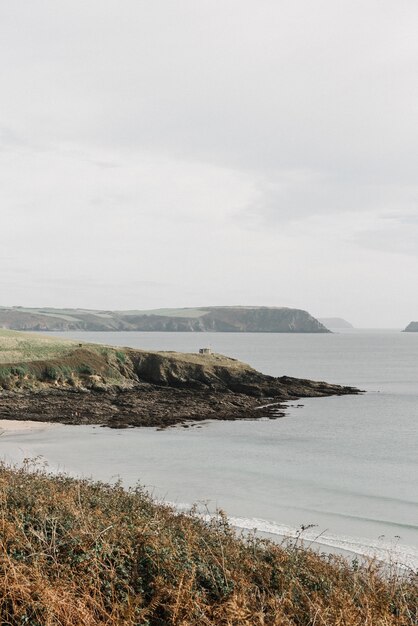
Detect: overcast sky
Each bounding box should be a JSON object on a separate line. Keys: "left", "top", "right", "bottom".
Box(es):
{"left": 1, "top": 1, "right": 417, "bottom": 327}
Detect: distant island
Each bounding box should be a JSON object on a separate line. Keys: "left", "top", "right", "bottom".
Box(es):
{"left": 0, "top": 306, "right": 330, "bottom": 333}
{"left": 403, "top": 321, "right": 418, "bottom": 332}
{"left": 318, "top": 317, "right": 353, "bottom": 329}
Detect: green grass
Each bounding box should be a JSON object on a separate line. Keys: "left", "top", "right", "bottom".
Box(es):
{"left": 0, "top": 331, "right": 131, "bottom": 390}
{"left": 0, "top": 329, "right": 77, "bottom": 364}
{"left": 120, "top": 308, "right": 209, "bottom": 318}
{"left": 0, "top": 329, "right": 237, "bottom": 391}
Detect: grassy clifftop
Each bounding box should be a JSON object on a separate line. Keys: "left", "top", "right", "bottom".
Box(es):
{"left": 0, "top": 329, "right": 256, "bottom": 393}
{"left": 0, "top": 330, "right": 128, "bottom": 391}
{"left": 0, "top": 463, "right": 415, "bottom": 626}
{"left": 0, "top": 329, "right": 78, "bottom": 364}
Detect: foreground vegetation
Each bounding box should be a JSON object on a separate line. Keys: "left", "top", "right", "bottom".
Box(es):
{"left": 0, "top": 463, "right": 416, "bottom": 625}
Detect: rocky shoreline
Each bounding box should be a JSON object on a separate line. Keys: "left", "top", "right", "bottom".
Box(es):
{"left": 0, "top": 375, "right": 359, "bottom": 429}
{"left": 0, "top": 336, "right": 360, "bottom": 429}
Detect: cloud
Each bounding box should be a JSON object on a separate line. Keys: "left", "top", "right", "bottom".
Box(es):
{"left": 351, "top": 211, "right": 418, "bottom": 258}
{"left": 0, "top": 1, "right": 417, "bottom": 325}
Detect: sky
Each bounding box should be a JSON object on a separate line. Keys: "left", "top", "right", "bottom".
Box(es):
{"left": 1, "top": 1, "right": 417, "bottom": 327}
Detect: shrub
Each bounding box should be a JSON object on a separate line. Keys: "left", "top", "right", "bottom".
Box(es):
{"left": 43, "top": 365, "right": 60, "bottom": 380}
{"left": 115, "top": 351, "right": 126, "bottom": 364}
{"left": 76, "top": 364, "right": 94, "bottom": 376}
{"left": 10, "top": 365, "right": 28, "bottom": 377}
{"left": 0, "top": 464, "right": 415, "bottom": 626}
{"left": 0, "top": 366, "right": 12, "bottom": 388}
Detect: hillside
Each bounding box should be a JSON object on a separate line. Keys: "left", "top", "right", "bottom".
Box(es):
{"left": 0, "top": 305, "right": 329, "bottom": 333}
{"left": 0, "top": 464, "right": 415, "bottom": 626}
{"left": 403, "top": 321, "right": 418, "bottom": 332}
{"left": 0, "top": 330, "right": 356, "bottom": 428}
{"left": 318, "top": 317, "right": 353, "bottom": 329}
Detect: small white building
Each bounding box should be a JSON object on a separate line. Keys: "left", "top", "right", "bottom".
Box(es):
{"left": 199, "top": 347, "right": 211, "bottom": 355}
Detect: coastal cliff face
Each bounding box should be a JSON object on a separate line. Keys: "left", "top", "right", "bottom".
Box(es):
{"left": 403, "top": 322, "right": 418, "bottom": 332}
{"left": 0, "top": 306, "right": 329, "bottom": 333}
{"left": 0, "top": 330, "right": 357, "bottom": 428}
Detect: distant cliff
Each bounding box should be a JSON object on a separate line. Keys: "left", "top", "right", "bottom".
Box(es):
{"left": 403, "top": 321, "right": 418, "bottom": 332}
{"left": 0, "top": 306, "right": 330, "bottom": 333}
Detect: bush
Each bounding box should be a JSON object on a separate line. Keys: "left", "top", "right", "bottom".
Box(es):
{"left": 76, "top": 364, "right": 94, "bottom": 376}
{"left": 0, "top": 366, "right": 12, "bottom": 388}
{"left": 10, "top": 365, "right": 28, "bottom": 377}
{"left": 115, "top": 351, "right": 126, "bottom": 364}
{"left": 43, "top": 365, "right": 60, "bottom": 380}
{"left": 0, "top": 463, "right": 415, "bottom": 626}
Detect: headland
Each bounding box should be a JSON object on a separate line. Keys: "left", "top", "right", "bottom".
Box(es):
{"left": 0, "top": 330, "right": 358, "bottom": 428}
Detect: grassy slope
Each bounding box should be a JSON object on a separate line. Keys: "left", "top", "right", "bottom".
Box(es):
{"left": 121, "top": 307, "right": 209, "bottom": 318}
{"left": 0, "top": 330, "right": 119, "bottom": 390}
{"left": 2, "top": 306, "right": 277, "bottom": 320}
{"left": 0, "top": 329, "right": 252, "bottom": 392}
{"left": 0, "top": 329, "right": 77, "bottom": 363}
{"left": 0, "top": 464, "right": 415, "bottom": 626}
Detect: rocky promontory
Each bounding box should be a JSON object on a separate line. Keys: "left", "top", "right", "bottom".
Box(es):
{"left": 403, "top": 321, "right": 418, "bottom": 332}
{"left": 0, "top": 331, "right": 359, "bottom": 429}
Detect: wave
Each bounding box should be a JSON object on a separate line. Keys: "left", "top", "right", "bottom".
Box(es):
{"left": 170, "top": 502, "right": 418, "bottom": 571}
{"left": 227, "top": 516, "right": 418, "bottom": 570}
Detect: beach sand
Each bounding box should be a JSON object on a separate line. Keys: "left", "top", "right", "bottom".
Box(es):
{"left": 0, "top": 420, "right": 57, "bottom": 434}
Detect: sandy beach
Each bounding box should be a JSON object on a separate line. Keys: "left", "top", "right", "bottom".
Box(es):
{"left": 0, "top": 420, "right": 56, "bottom": 434}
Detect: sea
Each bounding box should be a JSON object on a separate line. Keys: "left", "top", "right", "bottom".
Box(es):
{"left": 1, "top": 329, "right": 417, "bottom": 570}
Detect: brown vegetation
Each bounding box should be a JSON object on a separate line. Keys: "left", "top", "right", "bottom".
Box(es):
{"left": 0, "top": 463, "right": 416, "bottom": 625}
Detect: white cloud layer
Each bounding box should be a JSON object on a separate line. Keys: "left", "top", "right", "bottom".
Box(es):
{"left": 1, "top": 1, "right": 417, "bottom": 326}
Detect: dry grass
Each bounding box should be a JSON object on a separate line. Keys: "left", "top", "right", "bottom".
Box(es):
{"left": 0, "top": 463, "right": 416, "bottom": 625}
{"left": 0, "top": 330, "right": 76, "bottom": 364}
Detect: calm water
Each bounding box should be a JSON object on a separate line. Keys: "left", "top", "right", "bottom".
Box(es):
{"left": 1, "top": 330, "right": 418, "bottom": 568}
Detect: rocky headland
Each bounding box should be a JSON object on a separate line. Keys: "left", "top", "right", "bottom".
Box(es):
{"left": 0, "top": 305, "right": 329, "bottom": 332}
{"left": 403, "top": 321, "right": 418, "bottom": 332}
{"left": 0, "top": 330, "right": 358, "bottom": 429}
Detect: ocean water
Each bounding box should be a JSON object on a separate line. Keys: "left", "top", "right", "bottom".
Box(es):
{"left": 1, "top": 330, "right": 418, "bottom": 568}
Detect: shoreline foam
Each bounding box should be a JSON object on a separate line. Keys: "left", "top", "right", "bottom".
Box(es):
{"left": 228, "top": 515, "right": 418, "bottom": 571}
{"left": 171, "top": 502, "right": 418, "bottom": 571}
